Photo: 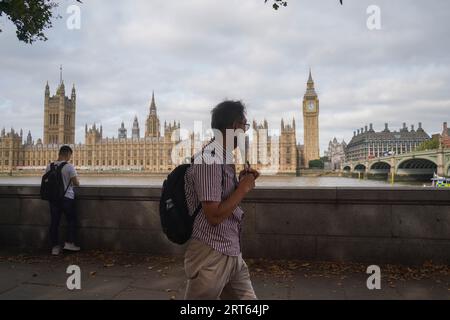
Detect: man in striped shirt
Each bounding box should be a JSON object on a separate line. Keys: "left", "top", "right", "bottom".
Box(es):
{"left": 184, "top": 100, "right": 260, "bottom": 300}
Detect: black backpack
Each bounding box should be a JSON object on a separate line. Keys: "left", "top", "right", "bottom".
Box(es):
{"left": 40, "top": 162, "right": 69, "bottom": 202}
{"left": 159, "top": 162, "right": 202, "bottom": 245}
{"left": 160, "top": 138, "right": 228, "bottom": 245}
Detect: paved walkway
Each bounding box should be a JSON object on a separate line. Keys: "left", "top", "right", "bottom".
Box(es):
{"left": 0, "top": 250, "right": 449, "bottom": 300}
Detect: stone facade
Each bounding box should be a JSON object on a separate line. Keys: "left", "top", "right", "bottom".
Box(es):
{"left": 345, "top": 123, "right": 430, "bottom": 162}
{"left": 441, "top": 122, "right": 450, "bottom": 148}
{"left": 302, "top": 70, "right": 320, "bottom": 167}
{"left": 3, "top": 185, "right": 450, "bottom": 264}
{"left": 0, "top": 82, "right": 182, "bottom": 173}
{"left": 325, "top": 138, "right": 346, "bottom": 170}
{"left": 248, "top": 118, "right": 297, "bottom": 174}
{"left": 1, "top": 73, "right": 321, "bottom": 174}
{"left": 279, "top": 119, "right": 298, "bottom": 174}
{"left": 43, "top": 80, "right": 76, "bottom": 145}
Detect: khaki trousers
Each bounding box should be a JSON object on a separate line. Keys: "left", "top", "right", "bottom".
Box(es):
{"left": 184, "top": 239, "right": 257, "bottom": 300}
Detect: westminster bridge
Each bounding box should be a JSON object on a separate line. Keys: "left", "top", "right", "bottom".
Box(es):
{"left": 341, "top": 147, "right": 450, "bottom": 180}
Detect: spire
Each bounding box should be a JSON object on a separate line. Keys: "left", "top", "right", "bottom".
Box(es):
{"left": 305, "top": 68, "right": 317, "bottom": 97}
{"left": 45, "top": 81, "right": 50, "bottom": 96}
{"left": 60, "top": 65, "right": 63, "bottom": 85}
{"left": 150, "top": 91, "right": 156, "bottom": 110}
{"left": 307, "top": 68, "right": 314, "bottom": 87}
{"left": 72, "top": 83, "right": 76, "bottom": 95}
{"left": 26, "top": 131, "right": 32, "bottom": 145}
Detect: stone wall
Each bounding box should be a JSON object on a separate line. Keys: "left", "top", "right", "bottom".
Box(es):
{"left": 1, "top": 185, "right": 450, "bottom": 264}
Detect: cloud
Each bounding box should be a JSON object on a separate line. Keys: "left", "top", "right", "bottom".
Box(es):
{"left": 0, "top": 0, "right": 449, "bottom": 154}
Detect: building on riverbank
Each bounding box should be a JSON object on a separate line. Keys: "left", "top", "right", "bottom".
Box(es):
{"left": 344, "top": 123, "right": 430, "bottom": 162}
{"left": 441, "top": 122, "right": 450, "bottom": 149}
{"left": 1, "top": 72, "right": 320, "bottom": 175}
{"left": 325, "top": 138, "right": 346, "bottom": 170}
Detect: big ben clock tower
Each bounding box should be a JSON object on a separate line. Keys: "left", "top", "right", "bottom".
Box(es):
{"left": 302, "top": 69, "right": 320, "bottom": 168}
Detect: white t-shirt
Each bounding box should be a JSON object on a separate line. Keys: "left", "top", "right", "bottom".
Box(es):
{"left": 45, "top": 161, "right": 78, "bottom": 199}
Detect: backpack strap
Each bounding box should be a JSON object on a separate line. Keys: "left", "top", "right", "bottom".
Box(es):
{"left": 191, "top": 152, "right": 226, "bottom": 220}
{"left": 191, "top": 138, "right": 220, "bottom": 219}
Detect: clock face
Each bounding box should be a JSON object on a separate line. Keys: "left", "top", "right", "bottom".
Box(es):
{"left": 307, "top": 101, "right": 315, "bottom": 112}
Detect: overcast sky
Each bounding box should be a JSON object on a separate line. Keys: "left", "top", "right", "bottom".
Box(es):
{"left": 1, "top": 0, "right": 449, "bottom": 153}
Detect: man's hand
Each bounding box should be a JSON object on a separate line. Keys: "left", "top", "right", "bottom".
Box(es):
{"left": 202, "top": 169, "right": 258, "bottom": 227}
{"left": 238, "top": 174, "right": 256, "bottom": 194}
{"left": 238, "top": 168, "right": 260, "bottom": 181}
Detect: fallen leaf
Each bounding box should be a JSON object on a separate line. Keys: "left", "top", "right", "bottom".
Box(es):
{"left": 301, "top": 263, "right": 310, "bottom": 267}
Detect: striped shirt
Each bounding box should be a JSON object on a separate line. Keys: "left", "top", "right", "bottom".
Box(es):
{"left": 184, "top": 139, "right": 244, "bottom": 256}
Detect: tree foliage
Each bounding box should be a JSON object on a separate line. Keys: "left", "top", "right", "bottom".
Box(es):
{"left": 0, "top": 1, "right": 342, "bottom": 43}
{"left": 265, "top": 0, "right": 288, "bottom": 11}
{"left": 309, "top": 159, "right": 324, "bottom": 169}
{"left": 265, "top": 0, "right": 343, "bottom": 11}
{"left": 416, "top": 136, "right": 440, "bottom": 151}
{"left": 0, "top": 0, "right": 81, "bottom": 43}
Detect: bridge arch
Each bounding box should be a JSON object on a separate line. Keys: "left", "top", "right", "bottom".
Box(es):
{"left": 354, "top": 164, "right": 366, "bottom": 172}
{"left": 369, "top": 161, "right": 391, "bottom": 170}
{"left": 369, "top": 161, "right": 391, "bottom": 176}
{"left": 396, "top": 158, "right": 437, "bottom": 177}
{"left": 343, "top": 165, "right": 351, "bottom": 172}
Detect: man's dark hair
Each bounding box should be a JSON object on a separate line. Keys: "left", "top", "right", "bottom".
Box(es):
{"left": 59, "top": 145, "right": 73, "bottom": 156}
{"left": 211, "top": 100, "right": 246, "bottom": 132}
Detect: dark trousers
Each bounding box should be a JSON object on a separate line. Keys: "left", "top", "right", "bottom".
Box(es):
{"left": 49, "top": 198, "right": 77, "bottom": 247}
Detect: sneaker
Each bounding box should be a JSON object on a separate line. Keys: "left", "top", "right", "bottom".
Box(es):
{"left": 63, "top": 242, "right": 81, "bottom": 252}
{"left": 51, "top": 246, "right": 61, "bottom": 256}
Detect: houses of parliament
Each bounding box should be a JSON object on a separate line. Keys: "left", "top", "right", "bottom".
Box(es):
{"left": 0, "top": 71, "right": 321, "bottom": 174}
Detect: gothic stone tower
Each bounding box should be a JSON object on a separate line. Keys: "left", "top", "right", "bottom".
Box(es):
{"left": 146, "top": 91, "right": 161, "bottom": 138}
{"left": 132, "top": 116, "right": 140, "bottom": 139}
{"left": 43, "top": 67, "right": 76, "bottom": 145}
{"left": 302, "top": 69, "right": 320, "bottom": 168}
{"left": 250, "top": 120, "right": 270, "bottom": 170}
{"left": 280, "top": 118, "right": 297, "bottom": 174}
